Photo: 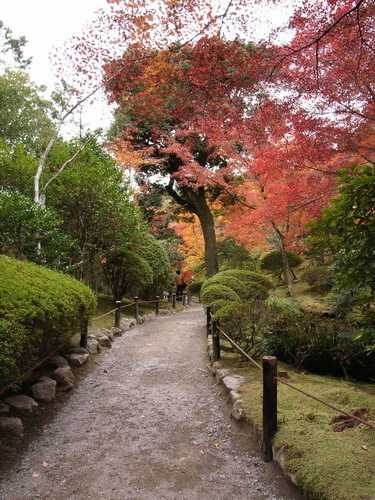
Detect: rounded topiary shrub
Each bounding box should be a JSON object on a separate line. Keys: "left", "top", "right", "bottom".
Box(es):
{"left": 216, "top": 269, "right": 274, "bottom": 291}
{"left": 209, "top": 299, "right": 231, "bottom": 314}
{"left": 260, "top": 250, "right": 302, "bottom": 280}
{"left": 187, "top": 279, "right": 204, "bottom": 295}
{"left": 201, "top": 284, "right": 240, "bottom": 305}
{"left": 0, "top": 256, "right": 97, "bottom": 388}
{"left": 301, "top": 266, "right": 334, "bottom": 291}
{"left": 201, "top": 275, "right": 247, "bottom": 299}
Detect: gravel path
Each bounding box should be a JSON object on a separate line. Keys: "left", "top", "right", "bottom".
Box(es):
{"left": 0, "top": 302, "right": 304, "bottom": 500}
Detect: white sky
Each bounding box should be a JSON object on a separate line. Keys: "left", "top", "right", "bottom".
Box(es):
{"left": 1, "top": 0, "right": 112, "bottom": 134}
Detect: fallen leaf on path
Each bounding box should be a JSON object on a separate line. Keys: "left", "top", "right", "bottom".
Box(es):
{"left": 213, "top": 443, "right": 220, "bottom": 448}
{"left": 361, "top": 445, "right": 368, "bottom": 451}
{"left": 180, "top": 469, "right": 187, "bottom": 473}
{"left": 42, "top": 461, "right": 48, "bottom": 468}
{"left": 32, "top": 473, "right": 40, "bottom": 478}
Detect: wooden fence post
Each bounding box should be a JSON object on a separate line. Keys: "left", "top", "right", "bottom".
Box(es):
{"left": 187, "top": 291, "right": 191, "bottom": 305}
{"left": 262, "top": 356, "right": 278, "bottom": 462}
{"left": 212, "top": 320, "right": 220, "bottom": 361}
{"left": 80, "top": 319, "right": 88, "bottom": 348}
{"left": 115, "top": 300, "right": 122, "bottom": 328}
{"left": 206, "top": 305, "right": 211, "bottom": 336}
{"left": 182, "top": 292, "right": 186, "bottom": 305}
{"left": 134, "top": 296, "right": 140, "bottom": 323}
{"left": 155, "top": 296, "right": 160, "bottom": 316}
{"left": 172, "top": 293, "right": 176, "bottom": 309}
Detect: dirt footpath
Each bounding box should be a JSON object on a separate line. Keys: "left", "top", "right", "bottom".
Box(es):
{"left": 0, "top": 302, "right": 304, "bottom": 500}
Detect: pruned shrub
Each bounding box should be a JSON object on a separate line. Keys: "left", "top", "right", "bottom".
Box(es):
{"left": 201, "top": 275, "right": 247, "bottom": 299}
{"left": 213, "top": 300, "right": 272, "bottom": 354}
{"left": 0, "top": 256, "right": 96, "bottom": 388}
{"left": 187, "top": 279, "right": 204, "bottom": 295}
{"left": 301, "top": 265, "right": 334, "bottom": 291}
{"left": 209, "top": 299, "right": 230, "bottom": 314}
{"left": 260, "top": 250, "right": 303, "bottom": 280}
{"left": 201, "top": 284, "right": 240, "bottom": 305}
{"left": 216, "top": 269, "right": 274, "bottom": 291}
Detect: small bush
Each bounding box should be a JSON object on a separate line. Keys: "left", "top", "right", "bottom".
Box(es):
{"left": 211, "top": 269, "right": 274, "bottom": 290}
{"left": 301, "top": 265, "right": 334, "bottom": 291}
{"left": 260, "top": 250, "right": 302, "bottom": 280}
{"left": 201, "top": 284, "right": 240, "bottom": 305}
{"left": 214, "top": 300, "right": 272, "bottom": 354}
{"left": 187, "top": 280, "right": 204, "bottom": 295}
{"left": 201, "top": 275, "right": 247, "bottom": 299}
{"left": 209, "top": 299, "right": 230, "bottom": 314}
{"left": 0, "top": 256, "right": 96, "bottom": 388}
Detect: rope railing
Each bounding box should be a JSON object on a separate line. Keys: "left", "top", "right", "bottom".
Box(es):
{"left": 205, "top": 305, "right": 375, "bottom": 462}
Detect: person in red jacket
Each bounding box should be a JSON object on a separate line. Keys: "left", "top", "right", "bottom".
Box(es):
{"left": 174, "top": 270, "right": 186, "bottom": 302}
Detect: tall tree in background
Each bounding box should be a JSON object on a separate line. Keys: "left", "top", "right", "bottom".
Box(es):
{"left": 104, "top": 37, "right": 272, "bottom": 276}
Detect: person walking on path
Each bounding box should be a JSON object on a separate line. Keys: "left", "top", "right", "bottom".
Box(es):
{"left": 173, "top": 269, "right": 186, "bottom": 302}
{"left": 0, "top": 302, "right": 303, "bottom": 500}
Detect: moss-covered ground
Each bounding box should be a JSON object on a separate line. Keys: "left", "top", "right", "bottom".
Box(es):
{"left": 218, "top": 352, "right": 375, "bottom": 500}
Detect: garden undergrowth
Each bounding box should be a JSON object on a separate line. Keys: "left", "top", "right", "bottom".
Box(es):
{"left": 218, "top": 352, "right": 375, "bottom": 500}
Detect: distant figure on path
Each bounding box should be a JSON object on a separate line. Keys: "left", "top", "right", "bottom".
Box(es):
{"left": 174, "top": 270, "right": 186, "bottom": 302}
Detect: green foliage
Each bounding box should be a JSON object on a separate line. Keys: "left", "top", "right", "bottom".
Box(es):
{"left": 260, "top": 250, "right": 303, "bottom": 279}
{"left": 102, "top": 249, "right": 153, "bottom": 301}
{"left": 0, "top": 190, "right": 73, "bottom": 269}
{"left": 200, "top": 284, "right": 240, "bottom": 305}
{"left": 213, "top": 269, "right": 274, "bottom": 291}
{"left": 0, "top": 138, "right": 36, "bottom": 195}
{"left": 47, "top": 137, "right": 141, "bottom": 283}
{"left": 301, "top": 265, "right": 334, "bottom": 291}
{"left": 217, "top": 237, "right": 258, "bottom": 270}
{"left": 264, "top": 311, "right": 375, "bottom": 381}
{"left": 308, "top": 163, "right": 375, "bottom": 310}
{"left": 214, "top": 299, "right": 272, "bottom": 353}
{"left": 0, "top": 68, "right": 54, "bottom": 151}
{"left": 0, "top": 256, "right": 96, "bottom": 388}
{"left": 132, "top": 231, "right": 171, "bottom": 297}
{"left": 201, "top": 275, "right": 248, "bottom": 299}
{"left": 187, "top": 279, "right": 204, "bottom": 294}
{"left": 0, "top": 20, "right": 31, "bottom": 68}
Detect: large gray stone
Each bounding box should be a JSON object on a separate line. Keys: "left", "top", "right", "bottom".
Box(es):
{"left": 0, "top": 402, "right": 9, "bottom": 413}
{"left": 30, "top": 377, "right": 57, "bottom": 403}
{"left": 96, "top": 335, "right": 112, "bottom": 348}
{"left": 87, "top": 339, "right": 100, "bottom": 354}
{"left": 0, "top": 416, "right": 24, "bottom": 436}
{"left": 51, "top": 365, "right": 74, "bottom": 391}
{"left": 4, "top": 394, "right": 38, "bottom": 413}
{"left": 65, "top": 352, "right": 89, "bottom": 367}
{"left": 49, "top": 355, "right": 69, "bottom": 368}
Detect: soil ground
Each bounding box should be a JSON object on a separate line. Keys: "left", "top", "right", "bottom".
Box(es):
{"left": 0, "top": 302, "right": 305, "bottom": 500}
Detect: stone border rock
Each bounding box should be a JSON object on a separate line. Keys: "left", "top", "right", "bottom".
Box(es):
{"left": 0, "top": 307, "right": 184, "bottom": 437}
{"left": 206, "top": 336, "right": 300, "bottom": 492}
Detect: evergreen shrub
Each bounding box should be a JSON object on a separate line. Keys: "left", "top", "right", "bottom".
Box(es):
{"left": 0, "top": 255, "right": 96, "bottom": 388}
{"left": 201, "top": 284, "right": 240, "bottom": 305}
{"left": 216, "top": 269, "right": 274, "bottom": 290}
{"left": 187, "top": 279, "right": 204, "bottom": 295}
{"left": 301, "top": 265, "right": 334, "bottom": 291}
{"left": 260, "top": 250, "right": 302, "bottom": 280}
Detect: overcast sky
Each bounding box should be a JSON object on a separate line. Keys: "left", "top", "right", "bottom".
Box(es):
{"left": 1, "top": 0, "right": 111, "bottom": 134}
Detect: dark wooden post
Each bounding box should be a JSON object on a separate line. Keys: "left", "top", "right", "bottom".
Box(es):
{"left": 206, "top": 305, "right": 211, "bottom": 336}
{"left": 155, "top": 296, "right": 160, "bottom": 316}
{"left": 182, "top": 292, "right": 186, "bottom": 306}
{"left": 262, "top": 356, "right": 278, "bottom": 462}
{"left": 115, "top": 300, "right": 122, "bottom": 328}
{"left": 187, "top": 291, "right": 191, "bottom": 305}
{"left": 212, "top": 320, "right": 220, "bottom": 361}
{"left": 80, "top": 319, "right": 88, "bottom": 348}
{"left": 134, "top": 296, "right": 140, "bottom": 323}
{"left": 172, "top": 293, "right": 176, "bottom": 309}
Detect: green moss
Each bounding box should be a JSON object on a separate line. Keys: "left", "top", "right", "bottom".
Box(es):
{"left": 217, "top": 355, "right": 375, "bottom": 500}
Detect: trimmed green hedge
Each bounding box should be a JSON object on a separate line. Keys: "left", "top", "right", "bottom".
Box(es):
{"left": 0, "top": 256, "right": 96, "bottom": 388}
{"left": 201, "top": 284, "right": 240, "bottom": 305}
{"left": 214, "top": 269, "right": 274, "bottom": 291}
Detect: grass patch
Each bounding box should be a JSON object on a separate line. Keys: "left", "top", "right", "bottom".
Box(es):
{"left": 218, "top": 352, "right": 375, "bottom": 500}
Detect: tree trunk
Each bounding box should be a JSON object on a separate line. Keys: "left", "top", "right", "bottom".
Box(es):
{"left": 183, "top": 186, "right": 219, "bottom": 277}
{"left": 166, "top": 183, "right": 219, "bottom": 277}
{"left": 272, "top": 223, "right": 296, "bottom": 298}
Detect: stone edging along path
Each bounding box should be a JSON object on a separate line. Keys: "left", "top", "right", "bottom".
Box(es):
{"left": 0, "top": 303, "right": 301, "bottom": 499}
{"left": 0, "top": 308, "right": 174, "bottom": 437}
